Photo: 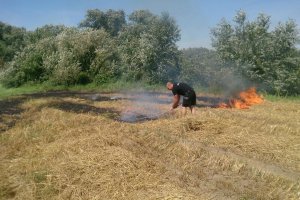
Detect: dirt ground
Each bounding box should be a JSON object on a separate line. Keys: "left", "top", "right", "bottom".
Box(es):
{"left": 0, "top": 91, "right": 299, "bottom": 199}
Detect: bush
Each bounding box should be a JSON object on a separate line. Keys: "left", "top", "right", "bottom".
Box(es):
{"left": 0, "top": 10, "right": 181, "bottom": 88}
{"left": 94, "top": 73, "right": 113, "bottom": 85}
{"left": 77, "top": 72, "right": 91, "bottom": 84}
{"left": 211, "top": 11, "right": 300, "bottom": 95}
{"left": 0, "top": 44, "right": 45, "bottom": 87}
{"left": 0, "top": 66, "right": 25, "bottom": 87}
{"left": 50, "top": 51, "right": 81, "bottom": 86}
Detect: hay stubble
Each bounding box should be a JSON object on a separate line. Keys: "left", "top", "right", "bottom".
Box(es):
{"left": 0, "top": 93, "right": 299, "bottom": 199}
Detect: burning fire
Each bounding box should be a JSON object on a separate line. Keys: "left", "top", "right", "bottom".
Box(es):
{"left": 218, "top": 87, "right": 263, "bottom": 109}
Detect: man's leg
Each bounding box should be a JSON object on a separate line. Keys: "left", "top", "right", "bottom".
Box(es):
{"left": 182, "top": 106, "right": 187, "bottom": 116}
{"left": 182, "top": 97, "right": 189, "bottom": 116}
{"left": 191, "top": 106, "right": 196, "bottom": 114}
{"left": 190, "top": 92, "right": 196, "bottom": 114}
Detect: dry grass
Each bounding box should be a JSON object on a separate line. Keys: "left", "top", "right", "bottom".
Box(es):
{"left": 0, "top": 92, "right": 299, "bottom": 200}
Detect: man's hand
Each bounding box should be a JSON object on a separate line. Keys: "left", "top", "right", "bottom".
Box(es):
{"left": 171, "top": 95, "right": 180, "bottom": 110}
{"left": 170, "top": 103, "right": 180, "bottom": 112}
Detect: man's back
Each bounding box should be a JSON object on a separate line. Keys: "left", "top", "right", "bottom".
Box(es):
{"left": 172, "top": 82, "right": 194, "bottom": 96}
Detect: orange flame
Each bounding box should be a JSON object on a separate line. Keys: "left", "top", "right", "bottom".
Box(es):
{"left": 218, "top": 87, "right": 263, "bottom": 109}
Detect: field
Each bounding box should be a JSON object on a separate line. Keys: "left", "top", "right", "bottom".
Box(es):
{"left": 0, "top": 90, "right": 299, "bottom": 199}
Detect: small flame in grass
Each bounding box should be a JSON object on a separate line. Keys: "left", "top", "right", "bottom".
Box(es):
{"left": 218, "top": 87, "right": 263, "bottom": 109}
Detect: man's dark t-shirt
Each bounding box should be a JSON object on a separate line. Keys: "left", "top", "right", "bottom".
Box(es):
{"left": 172, "top": 82, "right": 196, "bottom": 107}
{"left": 172, "top": 82, "right": 194, "bottom": 96}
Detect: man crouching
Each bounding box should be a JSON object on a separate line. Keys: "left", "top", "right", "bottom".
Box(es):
{"left": 166, "top": 82, "right": 196, "bottom": 115}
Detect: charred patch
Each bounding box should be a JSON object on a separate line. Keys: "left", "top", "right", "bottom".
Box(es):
{"left": 0, "top": 185, "right": 17, "bottom": 199}
{"left": 24, "top": 91, "right": 113, "bottom": 102}
{"left": 118, "top": 113, "right": 160, "bottom": 123}
{"left": 0, "top": 98, "right": 25, "bottom": 116}
{"left": 45, "top": 101, "right": 120, "bottom": 119}
{"left": 196, "top": 96, "right": 229, "bottom": 108}
{"left": 0, "top": 91, "right": 173, "bottom": 128}
{"left": 0, "top": 91, "right": 119, "bottom": 133}
{"left": 0, "top": 97, "right": 26, "bottom": 133}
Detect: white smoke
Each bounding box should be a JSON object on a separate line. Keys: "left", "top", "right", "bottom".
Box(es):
{"left": 120, "top": 90, "right": 169, "bottom": 122}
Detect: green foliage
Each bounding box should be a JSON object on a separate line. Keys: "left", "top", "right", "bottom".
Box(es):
{"left": 0, "top": 9, "right": 181, "bottom": 88}
{"left": 1, "top": 26, "right": 119, "bottom": 87}
{"left": 77, "top": 72, "right": 91, "bottom": 85}
{"left": 0, "top": 22, "right": 27, "bottom": 69}
{"left": 0, "top": 66, "right": 25, "bottom": 87}
{"left": 49, "top": 50, "right": 81, "bottom": 86}
{"left": 0, "top": 44, "right": 45, "bottom": 87}
{"left": 211, "top": 10, "right": 300, "bottom": 95}
{"left": 180, "top": 48, "right": 219, "bottom": 87}
{"left": 118, "top": 10, "right": 180, "bottom": 83}
{"left": 26, "top": 25, "right": 66, "bottom": 44}
{"left": 179, "top": 47, "right": 245, "bottom": 93}
{"left": 79, "top": 9, "right": 126, "bottom": 36}
{"left": 264, "top": 94, "right": 300, "bottom": 102}
{"left": 94, "top": 73, "right": 113, "bottom": 85}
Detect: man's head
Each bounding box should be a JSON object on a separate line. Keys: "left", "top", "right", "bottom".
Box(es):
{"left": 166, "top": 82, "right": 173, "bottom": 90}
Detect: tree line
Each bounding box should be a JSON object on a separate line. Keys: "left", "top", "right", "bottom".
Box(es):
{"left": 211, "top": 10, "right": 300, "bottom": 95}
{"left": 0, "top": 9, "right": 180, "bottom": 87}
{"left": 0, "top": 9, "right": 299, "bottom": 95}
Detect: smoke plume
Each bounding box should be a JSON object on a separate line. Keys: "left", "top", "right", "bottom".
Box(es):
{"left": 119, "top": 90, "right": 170, "bottom": 122}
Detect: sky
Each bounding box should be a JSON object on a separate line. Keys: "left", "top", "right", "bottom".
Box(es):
{"left": 0, "top": 0, "right": 299, "bottom": 49}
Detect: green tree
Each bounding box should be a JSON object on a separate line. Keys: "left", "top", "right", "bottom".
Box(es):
{"left": 0, "top": 26, "right": 119, "bottom": 87}
{"left": 43, "top": 28, "right": 118, "bottom": 85}
{"left": 0, "top": 44, "right": 44, "bottom": 87}
{"left": 0, "top": 22, "right": 27, "bottom": 69}
{"left": 26, "top": 25, "right": 66, "bottom": 44}
{"left": 79, "top": 9, "right": 126, "bottom": 36}
{"left": 1, "top": 9, "right": 182, "bottom": 87}
{"left": 179, "top": 47, "right": 239, "bottom": 93}
{"left": 211, "top": 10, "right": 300, "bottom": 95}
{"left": 118, "top": 10, "right": 180, "bottom": 83}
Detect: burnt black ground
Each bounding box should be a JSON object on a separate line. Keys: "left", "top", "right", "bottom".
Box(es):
{"left": 0, "top": 91, "right": 228, "bottom": 132}
{"left": 0, "top": 91, "right": 117, "bottom": 133}
{"left": 0, "top": 97, "right": 26, "bottom": 132}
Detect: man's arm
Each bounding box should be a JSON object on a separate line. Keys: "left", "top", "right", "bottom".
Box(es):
{"left": 171, "top": 94, "right": 180, "bottom": 109}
